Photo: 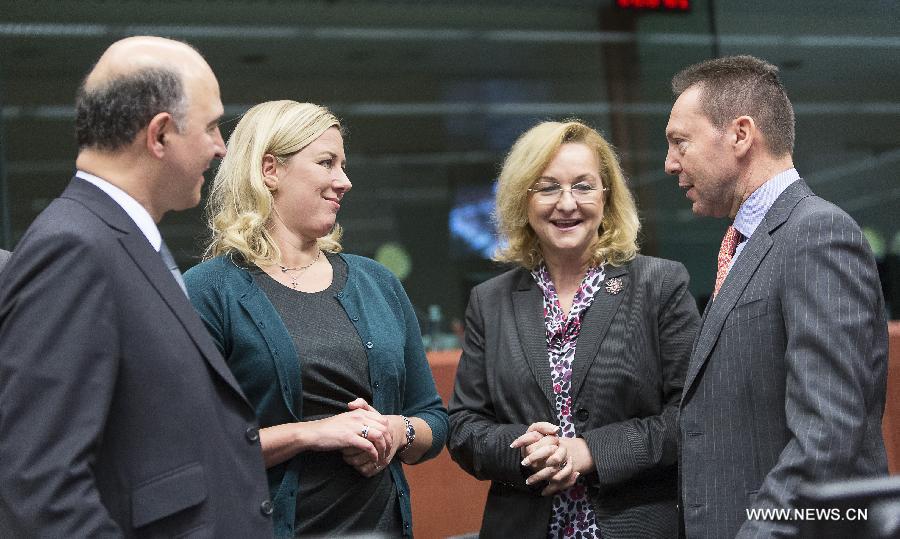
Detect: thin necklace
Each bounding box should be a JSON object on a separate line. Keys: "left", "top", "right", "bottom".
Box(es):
{"left": 278, "top": 250, "right": 321, "bottom": 289}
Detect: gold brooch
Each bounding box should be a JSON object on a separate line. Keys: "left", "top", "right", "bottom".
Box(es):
{"left": 605, "top": 277, "right": 624, "bottom": 295}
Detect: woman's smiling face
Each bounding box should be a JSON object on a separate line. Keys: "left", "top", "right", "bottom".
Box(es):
{"left": 526, "top": 142, "right": 605, "bottom": 263}
{"left": 267, "top": 126, "right": 351, "bottom": 240}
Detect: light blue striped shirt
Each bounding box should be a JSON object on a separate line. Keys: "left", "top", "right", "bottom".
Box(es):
{"left": 730, "top": 168, "right": 800, "bottom": 268}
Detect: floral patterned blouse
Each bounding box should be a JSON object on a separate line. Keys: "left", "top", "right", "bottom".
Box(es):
{"left": 531, "top": 263, "right": 605, "bottom": 539}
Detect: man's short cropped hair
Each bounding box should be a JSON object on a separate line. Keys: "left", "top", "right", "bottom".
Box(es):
{"left": 672, "top": 55, "right": 795, "bottom": 157}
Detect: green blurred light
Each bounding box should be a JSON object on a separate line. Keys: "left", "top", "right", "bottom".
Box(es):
{"left": 891, "top": 231, "right": 900, "bottom": 256}
{"left": 375, "top": 242, "right": 412, "bottom": 281}
{"left": 862, "top": 227, "right": 885, "bottom": 258}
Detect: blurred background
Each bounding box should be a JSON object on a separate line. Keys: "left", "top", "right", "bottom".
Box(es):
{"left": 2, "top": 0, "right": 898, "bottom": 347}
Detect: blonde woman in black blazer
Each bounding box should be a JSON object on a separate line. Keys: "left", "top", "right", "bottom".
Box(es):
{"left": 448, "top": 120, "right": 699, "bottom": 538}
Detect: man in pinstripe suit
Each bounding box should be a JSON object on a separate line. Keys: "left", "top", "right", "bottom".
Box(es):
{"left": 664, "top": 55, "right": 888, "bottom": 538}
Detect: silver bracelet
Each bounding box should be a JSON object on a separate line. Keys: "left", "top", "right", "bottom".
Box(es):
{"left": 399, "top": 415, "right": 416, "bottom": 453}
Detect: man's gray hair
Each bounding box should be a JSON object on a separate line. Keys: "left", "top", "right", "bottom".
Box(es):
{"left": 75, "top": 67, "right": 187, "bottom": 151}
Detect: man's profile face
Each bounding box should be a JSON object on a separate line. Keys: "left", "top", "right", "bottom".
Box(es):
{"left": 161, "top": 68, "right": 225, "bottom": 212}
{"left": 664, "top": 85, "right": 739, "bottom": 218}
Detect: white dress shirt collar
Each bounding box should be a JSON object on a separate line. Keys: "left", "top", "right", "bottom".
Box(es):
{"left": 75, "top": 170, "right": 162, "bottom": 251}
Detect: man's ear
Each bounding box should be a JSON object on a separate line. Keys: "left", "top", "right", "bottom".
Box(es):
{"left": 146, "top": 112, "right": 174, "bottom": 158}
{"left": 261, "top": 154, "right": 279, "bottom": 191}
{"left": 731, "top": 115, "right": 755, "bottom": 159}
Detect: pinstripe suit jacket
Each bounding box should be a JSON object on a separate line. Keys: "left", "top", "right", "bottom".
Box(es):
{"left": 449, "top": 255, "right": 699, "bottom": 538}
{"left": 679, "top": 179, "right": 889, "bottom": 538}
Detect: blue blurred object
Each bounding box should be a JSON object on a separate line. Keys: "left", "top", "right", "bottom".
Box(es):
{"left": 449, "top": 181, "right": 500, "bottom": 260}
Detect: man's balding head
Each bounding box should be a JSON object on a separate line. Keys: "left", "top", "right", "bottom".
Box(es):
{"left": 75, "top": 36, "right": 213, "bottom": 151}
{"left": 83, "top": 36, "right": 209, "bottom": 90}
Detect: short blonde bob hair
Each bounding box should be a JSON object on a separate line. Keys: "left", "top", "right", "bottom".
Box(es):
{"left": 493, "top": 120, "right": 640, "bottom": 269}
{"left": 203, "top": 100, "right": 343, "bottom": 265}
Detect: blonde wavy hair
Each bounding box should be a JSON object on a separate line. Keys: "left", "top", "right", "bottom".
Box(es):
{"left": 203, "top": 100, "right": 343, "bottom": 265}
{"left": 493, "top": 120, "right": 640, "bottom": 269}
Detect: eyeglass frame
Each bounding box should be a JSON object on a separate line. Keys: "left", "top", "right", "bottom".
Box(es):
{"left": 526, "top": 181, "right": 609, "bottom": 203}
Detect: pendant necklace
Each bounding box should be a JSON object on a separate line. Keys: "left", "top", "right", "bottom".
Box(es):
{"left": 278, "top": 250, "right": 321, "bottom": 289}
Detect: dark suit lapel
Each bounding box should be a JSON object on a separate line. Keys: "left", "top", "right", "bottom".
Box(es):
{"left": 118, "top": 235, "right": 250, "bottom": 403}
{"left": 63, "top": 178, "right": 252, "bottom": 407}
{"left": 683, "top": 180, "right": 813, "bottom": 394}
{"left": 512, "top": 271, "right": 556, "bottom": 406}
{"left": 570, "top": 263, "right": 629, "bottom": 399}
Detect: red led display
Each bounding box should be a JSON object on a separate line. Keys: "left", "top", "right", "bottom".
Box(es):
{"left": 615, "top": 0, "right": 691, "bottom": 11}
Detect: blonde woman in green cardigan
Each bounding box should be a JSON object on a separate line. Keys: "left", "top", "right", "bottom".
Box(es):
{"left": 184, "top": 100, "right": 447, "bottom": 538}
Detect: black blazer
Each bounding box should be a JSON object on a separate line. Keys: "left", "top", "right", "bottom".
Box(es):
{"left": 0, "top": 178, "right": 273, "bottom": 538}
{"left": 679, "top": 179, "right": 889, "bottom": 538}
{"left": 448, "top": 255, "right": 699, "bottom": 538}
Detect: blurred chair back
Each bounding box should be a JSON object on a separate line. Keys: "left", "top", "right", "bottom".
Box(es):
{"left": 407, "top": 350, "right": 488, "bottom": 538}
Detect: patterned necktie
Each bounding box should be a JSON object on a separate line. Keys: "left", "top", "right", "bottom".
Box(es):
{"left": 713, "top": 225, "right": 743, "bottom": 299}
{"left": 159, "top": 240, "right": 188, "bottom": 297}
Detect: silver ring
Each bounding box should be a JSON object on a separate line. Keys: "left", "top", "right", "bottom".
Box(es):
{"left": 360, "top": 425, "right": 369, "bottom": 439}
{"left": 558, "top": 459, "right": 569, "bottom": 470}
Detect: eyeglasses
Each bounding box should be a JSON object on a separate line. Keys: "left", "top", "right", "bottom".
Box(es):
{"left": 527, "top": 181, "right": 608, "bottom": 203}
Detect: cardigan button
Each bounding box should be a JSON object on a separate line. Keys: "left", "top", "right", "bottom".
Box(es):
{"left": 245, "top": 427, "right": 259, "bottom": 443}
{"left": 365, "top": 341, "right": 373, "bottom": 349}
{"left": 260, "top": 499, "right": 274, "bottom": 516}
{"left": 351, "top": 315, "right": 359, "bottom": 321}
{"left": 575, "top": 408, "right": 589, "bottom": 422}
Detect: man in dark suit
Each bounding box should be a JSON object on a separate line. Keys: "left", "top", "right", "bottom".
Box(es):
{"left": 0, "top": 36, "right": 273, "bottom": 537}
{"left": 665, "top": 55, "right": 888, "bottom": 537}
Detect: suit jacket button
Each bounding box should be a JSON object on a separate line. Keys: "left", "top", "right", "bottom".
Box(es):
{"left": 245, "top": 427, "right": 259, "bottom": 442}
{"left": 260, "top": 499, "right": 274, "bottom": 516}
{"left": 576, "top": 408, "right": 589, "bottom": 422}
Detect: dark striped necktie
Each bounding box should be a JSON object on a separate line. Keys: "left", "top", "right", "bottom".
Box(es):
{"left": 159, "top": 241, "right": 188, "bottom": 297}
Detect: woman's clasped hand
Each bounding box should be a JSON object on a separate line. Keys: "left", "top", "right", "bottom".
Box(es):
{"left": 510, "top": 422, "right": 579, "bottom": 496}
{"left": 338, "top": 398, "right": 410, "bottom": 477}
